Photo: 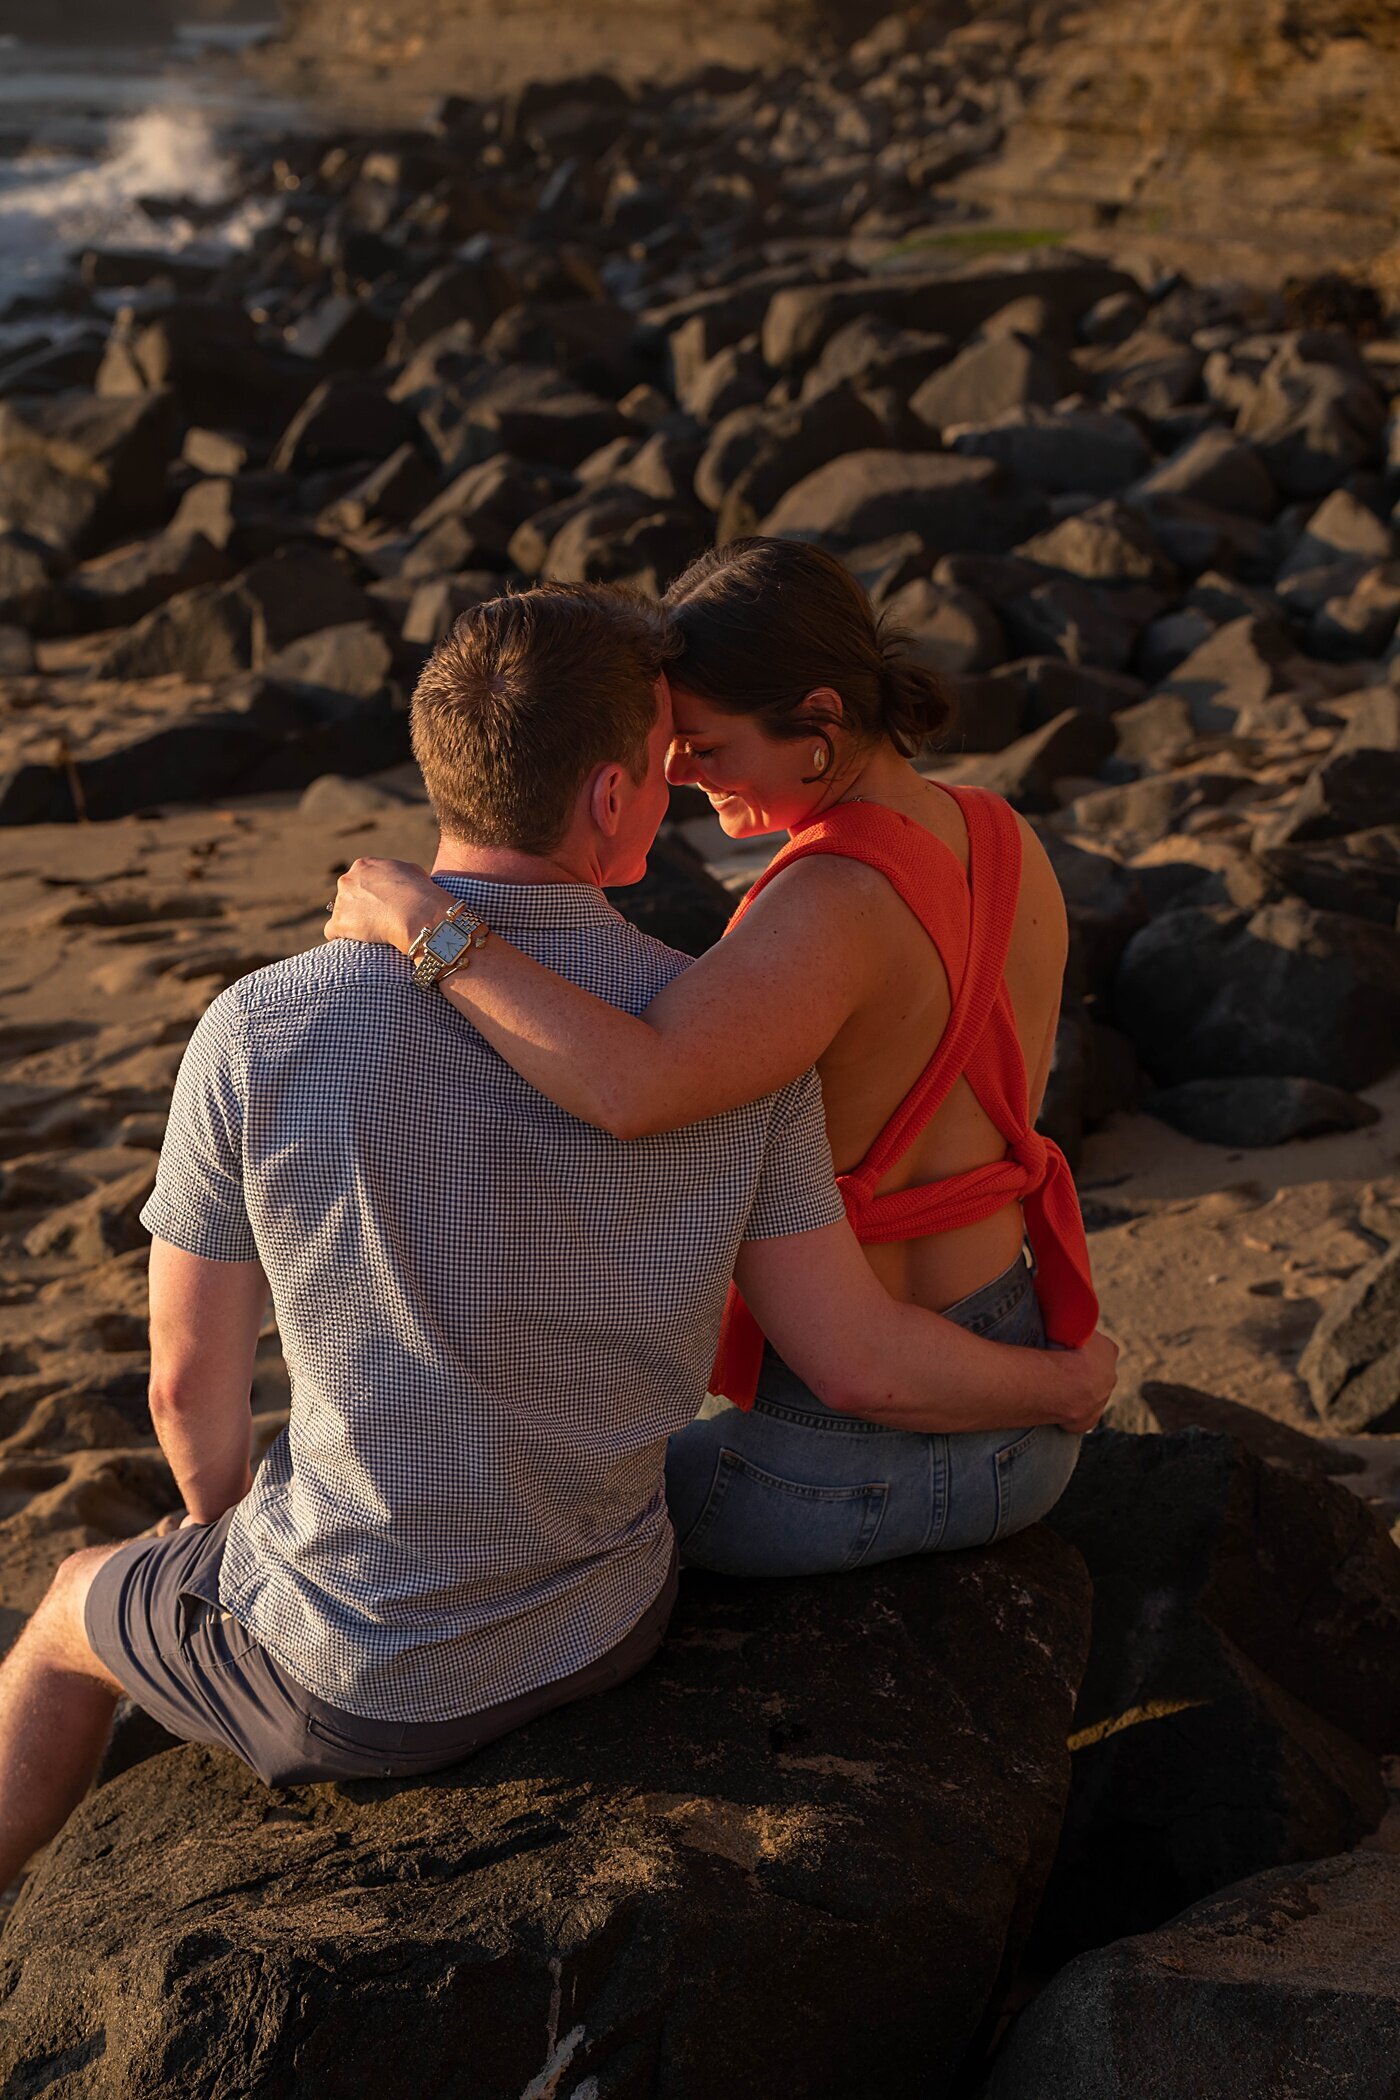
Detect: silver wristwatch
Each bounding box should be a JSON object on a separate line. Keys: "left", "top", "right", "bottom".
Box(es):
{"left": 408, "top": 901, "right": 490, "bottom": 990}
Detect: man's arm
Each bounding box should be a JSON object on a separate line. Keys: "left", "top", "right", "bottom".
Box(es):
{"left": 147, "top": 1239, "right": 268, "bottom": 1524}
{"left": 735, "top": 1221, "right": 1116, "bottom": 1435}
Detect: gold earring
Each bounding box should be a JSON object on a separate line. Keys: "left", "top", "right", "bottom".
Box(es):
{"left": 813, "top": 745, "right": 828, "bottom": 773}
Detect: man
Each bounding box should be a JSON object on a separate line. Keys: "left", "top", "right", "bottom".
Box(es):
{"left": 0, "top": 584, "right": 1115, "bottom": 1884}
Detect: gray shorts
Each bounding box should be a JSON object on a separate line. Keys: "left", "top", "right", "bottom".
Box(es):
{"left": 84, "top": 1510, "right": 679, "bottom": 1788}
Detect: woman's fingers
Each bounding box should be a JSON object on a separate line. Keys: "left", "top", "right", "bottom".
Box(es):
{"left": 324, "top": 860, "right": 442, "bottom": 953}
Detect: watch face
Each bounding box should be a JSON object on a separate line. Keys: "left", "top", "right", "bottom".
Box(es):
{"left": 426, "top": 920, "right": 472, "bottom": 965}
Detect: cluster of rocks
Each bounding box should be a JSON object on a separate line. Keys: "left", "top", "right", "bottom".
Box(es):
{"left": 1, "top": 1426, "right": 1397, "bottom": 2097}
{"left": 0, "top": 19, "right": 1399, "bottom": 2093}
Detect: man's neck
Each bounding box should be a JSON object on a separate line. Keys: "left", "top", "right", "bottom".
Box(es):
{"left": 431, "top": 837, "right": 604, "bottom": 889}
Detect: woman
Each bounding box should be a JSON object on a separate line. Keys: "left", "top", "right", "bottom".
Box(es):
{"left": 327, "top": 538, "right": 1101, "bottom": 1575}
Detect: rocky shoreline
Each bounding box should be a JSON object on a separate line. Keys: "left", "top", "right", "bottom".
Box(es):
{"left": 0, "top": 10, "right": 1399, "bottom": 2094}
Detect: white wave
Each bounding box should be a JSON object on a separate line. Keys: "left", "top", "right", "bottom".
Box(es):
{"left": 0, "top": 101, "right": 282, "bottom": 318}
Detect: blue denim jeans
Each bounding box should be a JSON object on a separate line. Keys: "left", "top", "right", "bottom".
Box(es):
{"left": 666, "top": 1254, "right": 1081, "bottom": 1576}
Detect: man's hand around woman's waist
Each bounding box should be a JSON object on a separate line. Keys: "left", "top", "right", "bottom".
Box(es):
{"left": 1050, "top": 1329, "right": 1119, "bottom": 1435}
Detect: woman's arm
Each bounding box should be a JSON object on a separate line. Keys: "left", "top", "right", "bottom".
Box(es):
{"left": 328, "top": 855, "right": 890, "bottom": 1138}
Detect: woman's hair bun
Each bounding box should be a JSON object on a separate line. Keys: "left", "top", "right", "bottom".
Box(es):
{"left": 874, "top": 619, "right": 955, "bottom": 759}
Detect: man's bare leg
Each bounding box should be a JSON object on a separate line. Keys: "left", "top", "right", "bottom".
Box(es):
{"left": 0, "top": 1543, "right": 127, "bottom": 1891}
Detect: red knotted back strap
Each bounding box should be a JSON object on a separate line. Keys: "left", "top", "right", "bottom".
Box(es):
{"left": 711, "top": 787, "right": 1099, "bottom": 1408}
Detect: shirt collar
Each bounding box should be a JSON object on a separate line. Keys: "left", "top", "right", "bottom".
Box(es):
{"left": 430, "top": 872, "right": 625, "bottom": 936}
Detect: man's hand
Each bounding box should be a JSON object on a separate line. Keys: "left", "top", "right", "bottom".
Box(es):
{"left": 325, "top": 860, "right": 449, "bottom": 956}
{"left": 1050, "top": 1328, "right": 1119, "bottom": 1435}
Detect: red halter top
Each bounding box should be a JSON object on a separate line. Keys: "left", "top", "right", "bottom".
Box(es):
{"left": 710, "top": 785, "right": 1100, "bottom": 1410}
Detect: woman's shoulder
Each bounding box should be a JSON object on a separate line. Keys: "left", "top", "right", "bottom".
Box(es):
{"left": 738, "top": 843, "right": 905, "bottom": 932}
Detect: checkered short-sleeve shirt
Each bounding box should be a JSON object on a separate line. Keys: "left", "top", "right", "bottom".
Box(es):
{"left": 141, "top": 875, "right": 845, "bottom": 1722}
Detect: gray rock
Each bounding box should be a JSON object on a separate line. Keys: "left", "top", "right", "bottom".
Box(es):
{"left": 324, "top": 444, "right": 441, "bottom": 531}
{"left": 1339, "top": 686, "right": 1400, "bottom": 753}
{"left": 401, "top": 572, "right": 502, "bottom": 648}
{"left": 999, "top": 574, "right": 1158, "bottom": 674}
{"left": 1110, "top": 692, "right": 1196, "bottom": 770}
{"left": 989, "top": 1853, "right": 1400, "bottom": 2100}
{"left": 1312, "top": 562, "right": 1400, "bottom": 658}
{"left": 1237, "top": 336, "right": 1388, "bottom": 499}
{"left": 441, "top": 365, "right": 630, "bottom": 474}
{"left": 57, "top": 528, "right": 233, "bottom": 636}
{"left": 270, "top": 377, "right": 417, "bottom": 475}
{"left": 1032, "top": 1430, "right": 1399, "bottom": 1962}
{"left": 1299, "top": 1240, "right": 1400, "bottom": 1434}
{"left": 800, "top": 315, "right": 952, "bottom": 403}
{"left": 97, "top": 580, "right": 254, "bottom": 682}
{"left": 947, "top": 405, "right": 1151, "bottom": 496}
{"left": 1145, "top": 1075, "right": 1381, "bottom": 1147}
{"left": 1277, "top": 485, "right": 1394, "bottom": 577}
{"left": 760, "top": 264, "right": 1134, "bottom": 373}
{"left": 1156, "top": 614, "right": 1301, "bottom": 734}
{"left": 1258, "top": 826, "right": 1400, "bottom": 926}
{"left": 1136, "top": 605, "right": 1217, "bottom": 680}
{"left": 1018, "top": 501, "right": 1176, "bottom": 589}
{"left": 910, "top": 332, "right": 1080, "bottom": 435}
{"left": 1113, "top": 898, "right": 1400, "bottom": 1091}
{"left": 410, "top": 454, "right": 574, "bottom": 566}
{"left": 883, "top": 577, "right": 1006, "bottom": 678}
{"left": 0, "top": 1533, "right": 1092, "bottom": 2100}
{"left": 678, "top": 334, "right": 770, "bottom": 423}
{"left": 716, "top": 383, "right": 887, "bottom": 543}
{"left": 1131, "top": 425, "right": 1279, "bottom": 521}
{"left": 1008, "top": 657, "right": 1147, "bottom": 727}
{"left": 0, "top": 530, "right": 60, "bottom": 628}
{"left": 1266, "top": 748, "right": 1400, "bottom": 845}
{"left": 760, "top": 450, "right": 1040, "bottom": 556}
{"left": 388, "top": 252, "right": 522, "bottom": 360}
{"left": 971, "top": 708, "right": 1118, "bottom": 815}
{"left": 0, "top": 625, "right": 36, "bottom": 674}
{"left": 0, "top": 389, "right": 177, "bottom": 558}
{"left": 261, "top": 622, "right": 394, "bottom": 706}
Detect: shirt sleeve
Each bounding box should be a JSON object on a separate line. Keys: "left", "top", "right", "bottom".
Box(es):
{"left": 742, "top": 1068, "right": 848, "bottom": 1242}
{"left": 139, "top": 989, "right": 260, "bottom": 1263}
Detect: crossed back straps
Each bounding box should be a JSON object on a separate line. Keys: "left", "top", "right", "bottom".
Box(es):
{"left": 710, "top": 786, "right": 1099, "bottom": 1409}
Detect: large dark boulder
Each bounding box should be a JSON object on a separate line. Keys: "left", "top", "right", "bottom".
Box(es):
{"left": 1113, "top": 899, "right": 1400, "bottom": 1091}
{"left": 1265, "top": 747, "right": 1400, "bottom": 847}
{"left": 988, "top": 1853, "right": 1400, "bottom": 2100}
{"left": 760, "top": 451, "right": 1043, "bottom": 556}
{"left": 610, "top": 829, "right": 733, "bottom": 955}
{"left": 0, "top": 390, "right": 177, "bottom": 558}
{"left": 1298, "top": 1241, "right": 1400, "bottom": 1435}
{"left": 1144, "top": 1075, "right": 1381, "bottom": 1148}
{"left": 909, "top": 333, "right": 1080, "bottom": 436}
{"left": 1258, "top": 827, "right": 1400, "bottom": 926}
{"left": 0, "top": 1534, "right": 1091, "bottom": 2100}
{"left": 948, "top": 405, "right": 1150, "bottom": 495}
{"left": 760, "top": 264, "right": 1134, "bottom": 373}
{"left": 1032, "top": 1430, "right": 1399, "bottom": 1964}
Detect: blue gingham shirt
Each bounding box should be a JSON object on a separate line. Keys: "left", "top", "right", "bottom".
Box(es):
{"left": 140, "top": 875, "right": 845, "bottom": 1721}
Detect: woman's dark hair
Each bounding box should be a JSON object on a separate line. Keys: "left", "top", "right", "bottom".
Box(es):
{"left": 662, "top": 538, "right": 953, "bottom": 772}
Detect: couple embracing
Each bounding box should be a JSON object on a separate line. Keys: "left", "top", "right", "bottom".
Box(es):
{"left": 0, "top": 538, "right": 1115, "bottom": 1870}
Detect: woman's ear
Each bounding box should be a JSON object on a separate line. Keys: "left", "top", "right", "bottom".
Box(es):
{"left": 797, "top": 685, "right": 844, "bottom": 726}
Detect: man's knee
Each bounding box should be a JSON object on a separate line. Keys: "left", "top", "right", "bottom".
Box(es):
{"left": 26, "top": 1545, "right": 126, "bottom": 1680}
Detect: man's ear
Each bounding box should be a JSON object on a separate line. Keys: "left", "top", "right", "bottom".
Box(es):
{"left": 587, "top": 760, "right": 628, "bottom": 840}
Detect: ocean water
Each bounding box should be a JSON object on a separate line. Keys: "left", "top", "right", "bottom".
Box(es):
{"left": 0, "top": 25, "right": 313, "bottom": 333}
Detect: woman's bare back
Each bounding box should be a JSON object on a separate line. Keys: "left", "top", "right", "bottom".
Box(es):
{"left": 812, "top": 777, "right": 1068, "bottom": 1314}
